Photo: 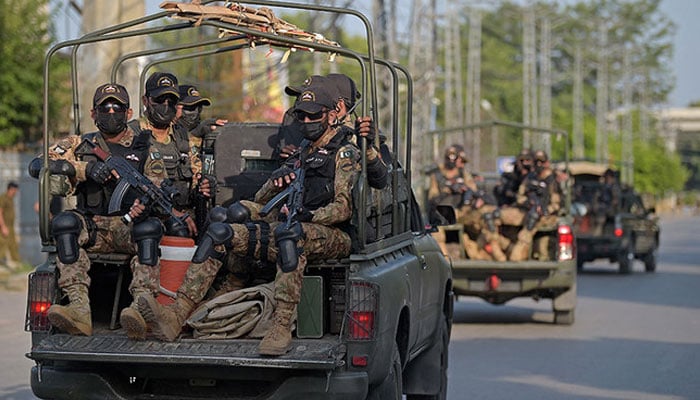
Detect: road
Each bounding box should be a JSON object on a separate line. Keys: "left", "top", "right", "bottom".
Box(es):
{"left": 447, "top": 213, "right": 700, "bottom": 400}
{"left": 1, "top": 214, "right": 698, "bottom": 399}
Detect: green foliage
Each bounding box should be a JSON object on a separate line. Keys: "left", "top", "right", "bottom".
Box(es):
{"left": 0, "top": 0, "right": 64, "bottom": 149}
{"left": 608, "top": 137, "right": 688, "bottom": 195}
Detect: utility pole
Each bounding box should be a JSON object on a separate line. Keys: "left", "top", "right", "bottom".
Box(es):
{"left": 538, "top": 14, "right": 552, "bottom": 155}
{"left": 572, "top": 44, "right": 585, "bottom": 160}
{"left": 465, "top": 7, "right": 482, "bottom": 169}
{"left": 621, "top": 45, "right": 634, "bottom": 185}
{"left": 522, "top": 4, "right": 537, "bottom": 149}
{"left": 409, "top": 0, "right": 438, "bottom": 174}
{"left": 595, "top": 21, "right": 609, "bottom": 164}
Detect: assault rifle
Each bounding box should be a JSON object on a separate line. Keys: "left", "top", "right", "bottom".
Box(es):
{"left": 524, "top": 176, "right": 549, "bottom": 230}
{"left": 78, "top": 139, "right": 189, "bottom": 230}
{"left": 193, "top": 131, "right": 218, "bottom": 240}
{"left": 259, "top": 139, "right": 310, "bottom": 273}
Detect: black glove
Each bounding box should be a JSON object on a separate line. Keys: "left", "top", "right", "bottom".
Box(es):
{"left": 270, "top": 165, "right": 295, "bottom": 182}
{"left": 85, "top": 161, "right": 112, "bottom": 184}
{"left": 293, "top": 207, "right": 314, "bottom": 223}
{"left": 355, "top": 117, "right": 376, "bottom": 143}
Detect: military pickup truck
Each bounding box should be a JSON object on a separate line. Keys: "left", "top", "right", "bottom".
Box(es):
{"left": 568, "top": 161, "right": 660, "bottom": 273}
{"left": 426, "top": 121, "right": 577, "bottom": 325}
{"left": 25, "top": 3, "right": 453, "bottom": 399}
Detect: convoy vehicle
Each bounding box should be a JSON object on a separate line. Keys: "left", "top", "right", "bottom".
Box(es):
{"left": 426, "top": 120, "right": 577, "bottom": 325}
{"left": 568, "top": 161, "right": 660, "bottom": 273}
{"left": 25, "top": 2, "right": 453, "bottom": 399}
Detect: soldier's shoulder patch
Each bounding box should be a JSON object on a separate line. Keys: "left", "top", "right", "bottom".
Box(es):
{"left": 339, "top": 149, "right": 354, "bottom": 159}
{"left": 338, "top": 144, "right": 359, "bottom": 160}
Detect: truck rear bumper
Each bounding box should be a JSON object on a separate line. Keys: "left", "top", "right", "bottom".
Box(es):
{"left": 31, "top": 364, "right": 369, "bottom": 400}
{"left": 577, "top": 236, "right": 623, "bottom": 260}
{"left": 450, "top": 260, "right": 576, "bottom": 304}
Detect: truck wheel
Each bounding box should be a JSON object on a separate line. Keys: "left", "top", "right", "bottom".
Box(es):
{"left": 576, "top": 257, "right": 584, "bottom": 271}
{"left": 618, "top": 241, "right": 634, "bottom": 274}
{"left": 554, "top": 309, "right": 575, "bottom": 325}
{"left": 643, "top": 247, "right": 657, "bottom": 272}
{"left": 366, "top": 342, "right": 403, "bottom": 400}
{"left": 406, "top": 314, "right": 449, "bottom": 400}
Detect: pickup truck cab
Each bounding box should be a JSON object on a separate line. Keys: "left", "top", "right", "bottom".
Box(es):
{"left": 25, "top": 3, "right": 453, "bottom": 399}
{"left": 568, "top": 161, "right": 660, "bottom": 273}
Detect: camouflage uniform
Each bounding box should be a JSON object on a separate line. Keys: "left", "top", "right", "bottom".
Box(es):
{"left": 179, "top": 135, "right": 359, "bottom": 308}
{"left": 47, "top": 129, "right": 166, "bottom": 293}
{"left": 495, "top": 166, "right": 561, "bottom": 261}
{"left": 137, "top": 124, "right": 361, "bottom": 347}
{"left": 128, "top": 118, "right": 205, "bottom": 298}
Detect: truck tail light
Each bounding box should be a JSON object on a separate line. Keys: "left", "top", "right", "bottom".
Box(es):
{"left": 614, "top": 227, "right": 623, "bottom": 237}
{"left": 346, "top": 282, "right": 378, "bottom": 340}
{"left": 558, "top": 224, "right": 575, "bottom": 261}
{"left": 25, "top": 271, "right": 56, "bottom": 332}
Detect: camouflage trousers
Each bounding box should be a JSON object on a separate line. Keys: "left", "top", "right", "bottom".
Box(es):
{"left": 177, "top": 221, "right": 351, "bottom": 307}
{"left": 56, "top": 212, "right": 159, "bottom": 299}
{"left": 494, "top": 208, "right": 558, "bottom": 261}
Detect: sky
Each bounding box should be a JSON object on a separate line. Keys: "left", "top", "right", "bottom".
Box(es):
{"left": 53, "top": 0, "right": 699, "bottom": 108}
{"left": 658, "top": 0, "right": 700, "bottom": 107}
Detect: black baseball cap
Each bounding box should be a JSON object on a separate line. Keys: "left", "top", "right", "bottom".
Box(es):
{"left": 178, "top": 84, "right": 211, "bottom": 106}
{"left": 285, "top": 74, "right": 361, "bottom": 108}
{"left": 293, "top": 84, "right": 336, "bottom": 114}
{"left": 145, "top": 72, "right": 179, "bottom": 99}
{"left": 93, "top": 83, "right": 129, "bottom": 107}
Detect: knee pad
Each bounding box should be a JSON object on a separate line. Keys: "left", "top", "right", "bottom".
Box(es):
{"left": 274, "top": 222, "right": 304, "bottom": 273}
{"left": 193, "top": 222, "right": 233, "bottom": 263}
{"left": 132, "top": 217, "right": 164, "bottom": 266}
{"left": 52, "top": 212, "right": 83, "bottom": 264}
{"left": 226, "top": 201, "right": 251, "bottom": 224}
{"left": 208, "top": 206, "right": 228, "bottom": 223}
{"left": 525, "top": 209, "right": 540, "bottom": 231}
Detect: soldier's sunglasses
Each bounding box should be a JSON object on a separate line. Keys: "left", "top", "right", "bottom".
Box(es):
{"left": 151, "top": 95, "right": 178, "bottom": 105}
{"left": 97, "top": 102, "right": 127, "bottom": 113}
{"left": 181, "top": 104, "right": 202, "bottom": 112}
{"left": 294, "top": 109, "right": 326, "bottom": 121}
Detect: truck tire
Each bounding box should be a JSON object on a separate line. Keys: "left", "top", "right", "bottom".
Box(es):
{"left": 618, "top": 240, "right": 634, "bottom": 274}
{"left": 576, "top": 257, "right": 584, "bottom": 271}
{"left": 406, "top": 314, "right": 449, "bottom": 400}
{"left": 366, "top": 342, "right": 402, "bottom": 400}
{"left": 643, "top": 246, "right": 657, "bottom": 273}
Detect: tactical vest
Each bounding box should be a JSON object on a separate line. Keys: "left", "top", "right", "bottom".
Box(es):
{"left": 302, "top": 131, "right": 351, "bottom": 211}
{"left": 76, "top": 131, "right": 150, "bottom": 216}
{"left": 129, "top": 120, "right": 194, "bottom": 209}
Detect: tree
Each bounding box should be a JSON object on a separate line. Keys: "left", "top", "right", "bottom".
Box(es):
{"left": 0, "top": 0, "right": 66, "bottom": 148}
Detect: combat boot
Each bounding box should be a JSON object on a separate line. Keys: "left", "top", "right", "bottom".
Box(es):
{"left": 48, "top": 283, "right": 92, "bottom": 336}
{"left": 137, "top": 294, "right": 195, "bottom": 342}
{"left": 120, "top": 293, "right": 149, "bottom": 340}
{"left": 259, "top": 301, "right": 296, "bottom": 356}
